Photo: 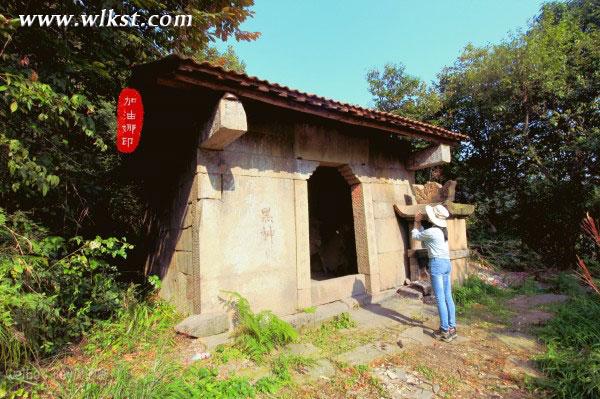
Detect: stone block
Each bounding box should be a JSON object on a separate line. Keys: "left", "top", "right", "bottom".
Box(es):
{"left": 396, "top": 286, "right": 423, "bottom": 300}
{"left": 197, "top": 173, "right": 222, "bottom": 199}
{"left": 378, "top": 250, "right": 404, "bottom": 291}
{"left": 175, "top": 227, "right": 193, "bottom": 251}
{"left": 176, "top": 250, "right": 193, "bottom": 275}
{"left": 406, "top": 144, "right": 451, "bottom": 171}
{"left": 175, "top": 312, "right": 230, "bottom": 338}
{"left": 372, "top": 201, "right": 395, "bottom": 219}
{"left": 375, "top": 218, "right": 403, "bottom": 254}
{"left": 311, "top": 274, "right": 367, "bottom": 306}
{"left": 200, "top": 93, "right": 247, "bottom": 150}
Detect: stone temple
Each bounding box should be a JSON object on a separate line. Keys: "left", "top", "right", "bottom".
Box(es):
{"left": 130, "top": 55, "right": 474, "bottom": 336}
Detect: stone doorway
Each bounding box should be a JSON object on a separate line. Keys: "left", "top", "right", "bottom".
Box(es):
{"left": 308, "top": 165, "right": 358, "bottom": 281}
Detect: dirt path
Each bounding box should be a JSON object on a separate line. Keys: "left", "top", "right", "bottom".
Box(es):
{"left": 273, "top": 291, "right": 565, "bottom": 398}
{"left": 178, "top": 282, "right": 567, "bottom": 398}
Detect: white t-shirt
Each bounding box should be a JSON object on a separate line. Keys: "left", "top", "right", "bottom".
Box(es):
{"left": 411, "top": 226, "right": 450, "bottom": 259}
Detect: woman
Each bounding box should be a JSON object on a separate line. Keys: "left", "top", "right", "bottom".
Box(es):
{"left": 412, "top": 204, "right": 457, "bottom": 342}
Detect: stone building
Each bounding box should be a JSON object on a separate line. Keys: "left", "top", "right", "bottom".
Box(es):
{"left": 130, "top": 55, "right": 473, "bottom": 333}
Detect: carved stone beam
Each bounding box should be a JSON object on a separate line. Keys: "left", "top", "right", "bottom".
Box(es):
{"left": 200, "top": 93, "right": 247, "bottom": 150}
{"left": 406, "top": 144, "right": 451, "bottom": 171}
{"left": 394, "top": 201, "right": 475, "bottom": 219}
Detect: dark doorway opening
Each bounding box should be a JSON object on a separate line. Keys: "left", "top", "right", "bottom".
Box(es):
{"left": 308, "top": 166, "right": 358, "bottom": 280}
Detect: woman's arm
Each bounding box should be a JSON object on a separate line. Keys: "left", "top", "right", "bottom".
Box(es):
{"left": 411, "top": 212, "right": 427, "bottom": 241}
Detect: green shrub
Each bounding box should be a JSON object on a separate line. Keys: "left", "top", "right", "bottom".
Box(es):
{"left": 533, "top": 294, "right": 600, "bottom": 398}
{"left": 225, "top": 292, "right": 298, "bottom": 362}
{"left": 0, "top": 209, "right": 132, "bottom": 371}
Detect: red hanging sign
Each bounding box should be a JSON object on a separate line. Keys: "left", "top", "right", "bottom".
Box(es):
{"left": 116, "top": 88, "right": 143, "bottom": 153}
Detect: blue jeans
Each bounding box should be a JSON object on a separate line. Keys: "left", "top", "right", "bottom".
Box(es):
{"left": 429, "top": 258, "right": 456, "bottom": 331}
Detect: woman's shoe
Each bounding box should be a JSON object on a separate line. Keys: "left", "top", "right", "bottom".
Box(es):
{"left": 433, "top": 328, "right": 457, "bottom": 342}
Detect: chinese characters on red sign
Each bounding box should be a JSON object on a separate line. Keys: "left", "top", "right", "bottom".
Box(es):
{"left": 116, "top": 88, "right": 143, "bottom": 153}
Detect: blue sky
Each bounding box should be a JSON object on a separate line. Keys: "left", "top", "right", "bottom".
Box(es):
{"left": 217, "top": 0, "right": 549, "bottom": 107}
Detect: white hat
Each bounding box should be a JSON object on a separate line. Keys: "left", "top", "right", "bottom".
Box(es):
{"left": 425, "top": 204, "right": 450, "bottom": 228}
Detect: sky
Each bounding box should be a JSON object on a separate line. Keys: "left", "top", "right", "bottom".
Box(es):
{"left": 217, "top": 0, "right": 549, "bottom": 108}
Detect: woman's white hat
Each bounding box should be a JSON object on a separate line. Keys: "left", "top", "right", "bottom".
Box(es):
{"left": 425, "top": 204, "right": 450, "bottom": 228}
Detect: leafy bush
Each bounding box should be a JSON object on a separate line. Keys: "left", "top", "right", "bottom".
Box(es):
{"left": 0, "top": 209, "right": 132, "bottom": 371}
{"left": 533, "top": 294, "right": 600, "bottom": 398}
{"left": 226, "top": 292, "right": 298, "bottom": 362}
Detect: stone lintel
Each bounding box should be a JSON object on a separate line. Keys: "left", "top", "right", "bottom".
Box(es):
{"left": 200, "top": 93, "right": 247, "bottom": 150}
{"left": 406, "top": 144, "right": 451, "bottom": 171}
{"left": 393, "top": 201, "right": 475, "bottom": 219}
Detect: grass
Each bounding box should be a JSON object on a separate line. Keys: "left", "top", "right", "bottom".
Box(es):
{"left": 2, "top": 292, "right": 306, "bottom": 399}
{"left": 299, "top": 312, "right": 382, "bottom": 356}
{"left": 452, "top": 275, "right": 516, "bottom": 322}
{"left": 531, "top": 288, "right": 600, "bottom": 398}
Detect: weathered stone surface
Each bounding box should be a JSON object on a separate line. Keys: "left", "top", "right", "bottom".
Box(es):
{"left": 303, "top": 359, "right": 336, "bottom": 382}
{"left": 493, "top": 332, "right": 540, "bottom": 351}
{"left": 175, "top": 312, "right": 230, "bottom": 338}
{"left": 397, "top": 326, "right": 436, "bottom": 347}
{"left": 311, "top": 274, "right": 367, "bottom": 306}
{"left": 200, "top": 93, "right": 247, "bottom": 150}
{"left": 503, "top": 355, "right": 543, "bottom": 379}
{"left": 285, "top": 342, "right": 321, "bottom": 357}
{"left": 396, "top": 286, "right": 423, "bottom": 300}
{"left": 334, "top": 341, "right": 402, "bottom": 365}
{"left": 406, "top": 144, "right": 451, "bottom": 171}
{"left": 410, "top": 281, "right": 432, "bottom": 296}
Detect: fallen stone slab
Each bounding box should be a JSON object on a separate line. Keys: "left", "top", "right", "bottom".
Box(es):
{"left": 503, "top": 355, "right": 543, "bottom": 379}
{"left": 410, "top": 280, "right": 432, "bottom": 296}
{"left": 300, "top": 358, "right": 336, "bottom": 383}
{"left": 493, "top": 331, "right": 541, "bottom": 352}
{"left": 397, "top": 326, "right": 436, "bottom": 347}
{"left": 175, "top": 312, "right": 230, "bottom": 338}
{"left": 284, "top": 342, "right": 321, "bottom": 357}
{"left": 507, "top": 293, "right": 568, "bottom": 310}
{"left": 334, "top": 341, "right": 402, "bottom": 366}
{"left": 396, "top": 286, "right": 423, "bottom": 300}
{"left": 511, "top": 310, "right": 554, "bottom": 327}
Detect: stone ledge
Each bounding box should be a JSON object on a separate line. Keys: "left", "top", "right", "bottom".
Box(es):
{"left": 175, "top": 312, "right": 230, "bottom": 338}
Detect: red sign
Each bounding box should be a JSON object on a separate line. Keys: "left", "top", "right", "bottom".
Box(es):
{"left": 116, "top": 88, "right": 143, "bottom": 153}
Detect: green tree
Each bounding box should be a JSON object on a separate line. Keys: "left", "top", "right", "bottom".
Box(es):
{"left": 438, "top": 0, "right": 600, "bottom": 266}
{"left": 0, "top": 0, "right": 256, "bottom": 369}
{"left": 0, "top": 1, "right": 256, "bottom": 237}
{"left": 366, "top": 63, "right": 441, "bottom": 121}
{"left": 367, "top": 0, "right": 600, "bottom": 267}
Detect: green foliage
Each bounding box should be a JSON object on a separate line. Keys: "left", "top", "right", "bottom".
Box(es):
{"left": 0, "top": 208, "right": 132, "bottom": 371}
{"left": 366, "top": 63, "right": 441, "bottom": 121}
{"left": 300, "top": 312, "right": 363, "bottom": 354}
{"left": 368, "top": 0, "right": 600, "bottom": 268}
{"left": 546, "top": 272, "right": 587, "bottom": 297}
{"left": 226, "top": 292, "right": 298, "bottom": 362}
{"left": 54, "top": 360, "right": 259, "bottom": 399}
{"left": 302, "top": 306, "right": 317, "bottom": 314}
{"left": 83, "top": 290, "right": 178, "bottom": 358}
{"left": 470, "top": 233, "right": 542, "bottom": 271}
{"left": 0, "top": 0, "right": 256, "bottom": 376}
{"left": 533, "top": 294, "right": 600, "bottom": 398}
{"left": 453, "top": 276, "right": 513, "bottom": 315}
{"left": 329, "top": 312, "right": 357, "bottom": 329}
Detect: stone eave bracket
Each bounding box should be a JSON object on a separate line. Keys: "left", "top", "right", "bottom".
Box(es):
{"left": 406, "top": 144, "right": 451, "bottom": 171}
{"left": 200, "top": 92, "right": 247, "bottom": 150}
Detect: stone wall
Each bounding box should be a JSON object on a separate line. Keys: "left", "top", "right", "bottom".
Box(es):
{"left": 154, "top": 103, "right": 423, "bottom": 316}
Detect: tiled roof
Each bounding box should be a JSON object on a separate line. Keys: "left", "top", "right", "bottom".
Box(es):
{"left": 133, "top": 55, "right": 467, "bottom": 143}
